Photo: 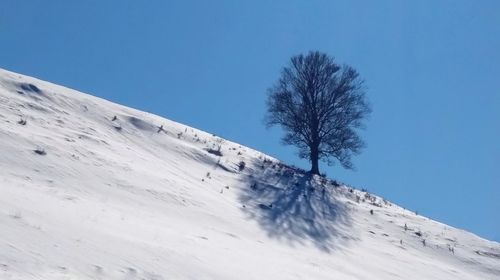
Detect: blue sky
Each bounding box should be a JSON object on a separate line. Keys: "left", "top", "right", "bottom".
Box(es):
{"left": 1, "top": 1, "right": 499, "bottom": 242}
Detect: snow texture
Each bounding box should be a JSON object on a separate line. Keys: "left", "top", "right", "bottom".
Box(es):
{"left": 0, "top": 68, "right": 499, "bottom": 279}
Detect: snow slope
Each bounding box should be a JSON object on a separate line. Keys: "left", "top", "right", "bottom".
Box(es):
{"left": 0, "top": 68, "right": 499, "bottom": 280}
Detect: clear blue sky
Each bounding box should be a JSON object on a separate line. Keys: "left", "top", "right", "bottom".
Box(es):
{"left": 2, "top": 1, "right": 499, "bottom": 242}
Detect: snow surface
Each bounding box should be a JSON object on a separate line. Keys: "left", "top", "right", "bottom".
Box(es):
{"left": 0, "top": 68, "right": 499, "bottom": 280}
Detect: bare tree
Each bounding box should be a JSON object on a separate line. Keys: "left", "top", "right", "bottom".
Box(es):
{"left": 265, "top": 51, "right": 370, "bottom": 175}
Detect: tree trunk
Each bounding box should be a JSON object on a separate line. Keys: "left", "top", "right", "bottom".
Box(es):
{"left": 310, "top": 145, "right": 320, "bottom": 175}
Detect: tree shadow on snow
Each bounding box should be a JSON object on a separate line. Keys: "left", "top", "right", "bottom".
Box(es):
{"left": 238, "top": 161, "right": 355, "bottom": 253}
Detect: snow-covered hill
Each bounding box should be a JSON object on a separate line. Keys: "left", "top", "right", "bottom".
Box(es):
{"left": 0, "top": 68, "right": 498, "bottom": 280}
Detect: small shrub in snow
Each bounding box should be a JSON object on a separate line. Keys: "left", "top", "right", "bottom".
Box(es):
{"left": 34, "top": 147, "right": 46, "bottom": 155}
{"left": 20, "top": 83, "right": 41, "bottom": 93}
{"left": 18, "top": 118, "right": 27, "bottom": 125}
{"left": 212, "top": 137, "right": 224, "bottom": 154}
{"left": 371, "top": 202, "right": 383, "bottom": 208}
{"left": 448, "top": 245, "right": 455, "bottom": 254}
{"left": 238, "top": 161, "right": 246, "bottom": 171}
{"left": 364, "top": 192, "right": 373, "bottom": 201}
{"left": 207, "top": 148, "right": 223, "bottom": 157}
{"left": 383, "top": 199, "right": 390, "bottom": 206}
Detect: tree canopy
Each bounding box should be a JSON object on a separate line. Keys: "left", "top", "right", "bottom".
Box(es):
{"left": 265, "top": 51, "right": 371, "bottom": 175}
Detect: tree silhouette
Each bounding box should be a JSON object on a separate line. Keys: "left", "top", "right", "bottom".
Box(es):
{"left": 265, "top": 51, "right": 370, "bottom": 175}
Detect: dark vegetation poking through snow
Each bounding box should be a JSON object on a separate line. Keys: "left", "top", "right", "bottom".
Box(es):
{"left": 20, "top": 83, "right": 41, "bottom": 94}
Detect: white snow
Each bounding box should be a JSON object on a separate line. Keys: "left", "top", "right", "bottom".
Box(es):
{"left": 0, "top": 68, "right": 498, "bottom": 279}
